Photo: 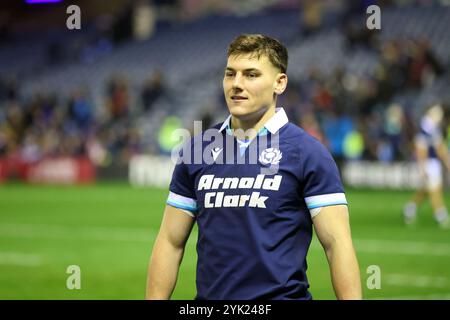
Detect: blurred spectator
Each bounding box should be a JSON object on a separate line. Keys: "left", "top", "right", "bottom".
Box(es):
{"left": 300, "top": 0, "right": 324, "bottom": 36}
{"left": 300, "top": 111, "right": 326, "bottom": 144}
{"left": 133, "top": 0, "right": 157, "bottom": 41}
{"left": 406, "top": 39, "right": 444, "bottom": 88}
{"left": 107, "top": 76, "right": 130, "bottom": 120}
{"left": 343, "top": 129, "right": 364, "bottom": 161}
{"left": 141, "top": 71, "right": 166, "bottom": 112}
{"left": 375, "top": 40, "right": 407, "bottom": 102}
{"left": 0, "top": 128, "right": 6, "bottom": 156}
{"left": 383, "top": 103, "right": 405, "bottom": 161}
{"left": 111, "top": 2, "right": 134, "bottom": 45}
{"left": 158, "top": 116, "right": 183, "bottom": 155}
{"left": 343, "top": 19, "right": 379, "bottom": 51}
{"left": 68, "top": 88, "right": 94, "bottom": 131}
{"left": 321, "top": 110, "right": 354, "bottom": 163}
{"left": 0, "top": 75, "right": 19, "bottom": 101}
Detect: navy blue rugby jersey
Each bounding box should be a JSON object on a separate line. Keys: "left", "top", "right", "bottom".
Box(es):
{"left": 167, "top": 108, "right": 347, "bottom": 300}
{"left": 416, "top": 115, "right": 444, "bottom": 159}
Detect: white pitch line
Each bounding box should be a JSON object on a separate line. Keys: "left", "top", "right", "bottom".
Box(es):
{"left": 371, "top": 292, "right": 450, "bottom": 300}
{"left": 309, "top": 238, "right": 450, "bottom": 257}
{"left": 385, "top": 274, "right": 450, "bottom": 288}
{"left": 0, "top": 223, "right": 198, "bottom": 246}
{"left": 0, "top": 223, "right": 157, "bottom": 243}
{"left": 0, "top": 252, "right": 43, "bottom": 267}
{"left": 353, "top": 238, "right": 450, "bottom": 257}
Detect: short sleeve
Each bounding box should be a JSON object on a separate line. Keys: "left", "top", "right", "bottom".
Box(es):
{"left": 301, "top": 139, "right": 347, "bottom": 211}
{"left": 167, "top": 159, "right": 198, "bottom": 214}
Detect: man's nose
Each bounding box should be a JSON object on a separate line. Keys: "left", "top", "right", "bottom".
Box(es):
{"left": 232, "top": 74, "right": 244, "bottom": 90}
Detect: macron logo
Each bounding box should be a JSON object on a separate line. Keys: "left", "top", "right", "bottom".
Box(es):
{"left": 211, "top": 147, "right": 223, "bottom": 162}
{"left": 198, "top": 174, "right": 282, "bottom": 209}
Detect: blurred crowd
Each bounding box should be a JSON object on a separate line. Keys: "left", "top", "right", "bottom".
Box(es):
{"left": 0, "top": 71, "right": 167, "bottom": 167}
{"left": 279, "top": 36, "right": 449, "bottom": 163}
{"left": 1, "top": 9, "right": 450, "bottom": 167}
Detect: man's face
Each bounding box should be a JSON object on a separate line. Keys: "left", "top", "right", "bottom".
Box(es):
{"left": 223, "top": 53, "right": 286, "bottom": 120}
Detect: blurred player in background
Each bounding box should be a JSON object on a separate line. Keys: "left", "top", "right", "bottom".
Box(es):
{"left": 403, "top": 104, "right": 450, "bottom": 229}
{"left": 146, "top": 34, "right": 361, "bottom": 300}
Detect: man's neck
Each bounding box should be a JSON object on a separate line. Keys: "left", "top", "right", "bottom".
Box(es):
{"left": 231, "top": 106, "right": 276, "bottom": 140}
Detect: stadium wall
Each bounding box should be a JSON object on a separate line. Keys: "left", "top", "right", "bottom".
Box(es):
{"left": 0, "top": 156, "right": 95, "bottom": 185}
{"left": 129, "top": 155, "right": 175, "bottom": 188}
{"left": 128, "top": 155, "right": 448, "bottom": 190}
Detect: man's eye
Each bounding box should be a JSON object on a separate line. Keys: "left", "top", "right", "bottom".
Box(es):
{"left": 247, "top": 73, "right": 258, "bottom": 78}
{"left": 225, "top": 72, "right": 234, "bottom": 77}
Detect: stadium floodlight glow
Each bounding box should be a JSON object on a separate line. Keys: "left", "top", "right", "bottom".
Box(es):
{"left": 25, "top": 0, "right": 63, "bottom": 4}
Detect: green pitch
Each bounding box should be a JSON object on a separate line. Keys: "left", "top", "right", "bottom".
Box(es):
{"left": 0, "top": 182, "right": 449, "bottom": 300}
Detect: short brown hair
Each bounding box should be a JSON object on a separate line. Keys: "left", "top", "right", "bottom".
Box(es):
{"left": 227, "top": 34, "right": 288, "bottom": 73}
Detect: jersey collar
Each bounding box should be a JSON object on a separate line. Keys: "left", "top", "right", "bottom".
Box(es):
{"left": 218, "top": 107, "right": 289, "bottom": 135}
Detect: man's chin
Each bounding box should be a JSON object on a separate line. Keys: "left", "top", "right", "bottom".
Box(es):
{"left": 228, "top": 105, "right": 249, "bottom": 117}
{"left": 228, "top": 105, "right": 267, "bottom": 119}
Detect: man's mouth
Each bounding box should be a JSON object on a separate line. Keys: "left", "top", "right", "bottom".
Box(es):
{"left": 231, "top": 95, "right": 248, "bottom": 101}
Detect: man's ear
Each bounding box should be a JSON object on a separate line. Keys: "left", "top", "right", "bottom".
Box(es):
{"left": 274, "top": 73, "right": 288, "bottom": 95}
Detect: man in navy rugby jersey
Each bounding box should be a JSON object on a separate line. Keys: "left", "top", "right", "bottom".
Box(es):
{"left": 403, "top": 104, "right": 450, "bottom": 229}
{"left": 146, "top": 34, "right": 362, "bottom": 300}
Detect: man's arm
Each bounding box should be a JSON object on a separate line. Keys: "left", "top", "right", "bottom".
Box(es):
{"left": 312, "top": 204, "right": 362, "bottom": 300}
{"left": 146, "top": 205, "right": 195, "bottom": 299}
{"left": 436, "top": 140, "right": 450, "bottom": 172}
{"left": 415, "top": 140, "right": 429, "bottom": 181}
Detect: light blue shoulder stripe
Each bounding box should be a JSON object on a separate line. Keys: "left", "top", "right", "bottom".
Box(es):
{"left": 307, "top": 201, "right": 348, "bottom": 209}
{"left": 166, "top": 200, "right": 197, "bottom": 212}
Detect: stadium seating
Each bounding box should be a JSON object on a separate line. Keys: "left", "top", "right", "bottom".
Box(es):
{"left": 1, "top": 4, "right": 449, "bottom": 162}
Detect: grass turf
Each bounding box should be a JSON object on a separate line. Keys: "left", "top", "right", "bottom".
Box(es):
{"left": 0, "top": 182, "right": 449, "bottom": 299}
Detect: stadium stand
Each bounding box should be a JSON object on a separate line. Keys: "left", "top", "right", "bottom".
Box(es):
{"left": 1, "top": 1, "right": 449, "bottom": 174}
